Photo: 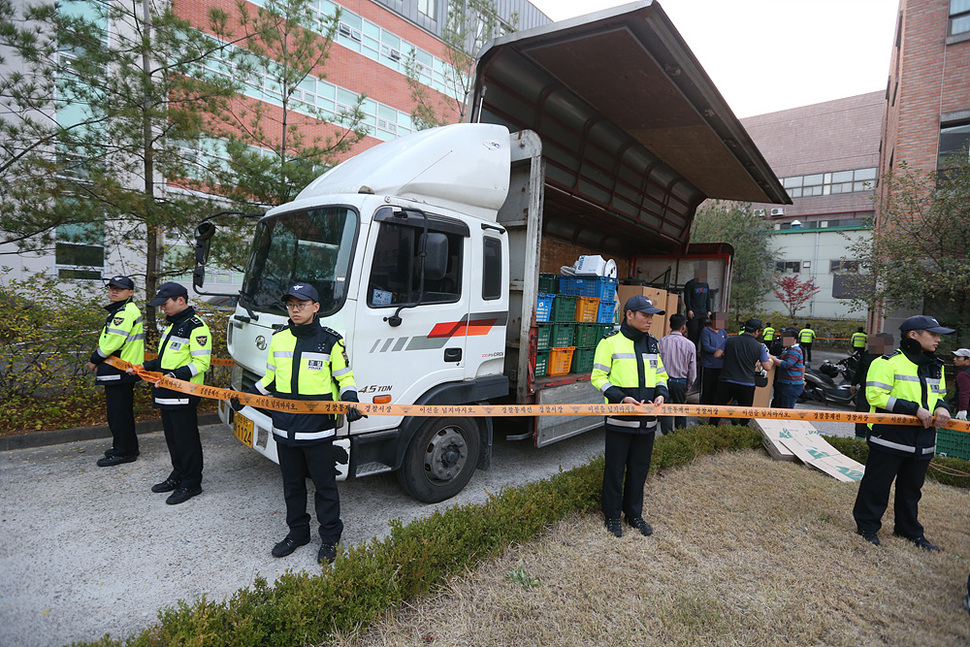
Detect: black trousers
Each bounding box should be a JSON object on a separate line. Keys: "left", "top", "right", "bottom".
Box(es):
{"left": 709, "top": 381, "right": 756, "bottom": 427}
{"left": 160, "top": 404, "right": 203, "bottom": 489}
{"left": 602, "top": 427, "right": 655, "bottom": 521}
{"left": 105, "top": 384, "right": 138, "bottom": 456}
{"left": 852, "top": 446, "right": 930, "bottom": 538}
{"left": 802, "top": 342, "right": 813, "bottom": 363}
{"left": 700, "top": 367, "right": 721, "bottom": 405}
{"left": 661, "top": 379, "right": 688, "bottom": 434}
{"left": 277, "top": 440, "right": 343, "bottom": 544}
{"left": 687, "top": 315, "right": 705, "bottom": 345}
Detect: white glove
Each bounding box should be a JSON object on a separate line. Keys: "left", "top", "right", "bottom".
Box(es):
{"left": 957, "top": 410, "right": 968, "bottom": 421}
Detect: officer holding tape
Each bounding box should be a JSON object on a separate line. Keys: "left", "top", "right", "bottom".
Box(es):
{"left": 852, "top": 315, "right": 953, "bottom": 549}
{"left": 232, "top": 283, "right": 363, "bottom": 565}
{"left": 131, "top": 282, "right": 212, "bottom": 505}
{"left": 87, "top": 275, "right": 145, "bottom": 466}
{"left": 592, "top": 295, "right": 669, "bottom": 539}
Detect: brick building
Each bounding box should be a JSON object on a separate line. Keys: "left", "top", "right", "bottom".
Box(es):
{"left": 873, "top": 0, "right": 970, "bottom": 333}
{"left": 743, "top": 92, "right": 884, "bottom": 321}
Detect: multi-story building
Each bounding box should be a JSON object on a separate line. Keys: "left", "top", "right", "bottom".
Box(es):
{"left": 743, "top": 92, "right": 884, "bottom": 321}
{"left": 0, "top": 0, "right": 550, "bottom": 287}
{"left": 873, "top": 0, "right": 970, "bottom": 333}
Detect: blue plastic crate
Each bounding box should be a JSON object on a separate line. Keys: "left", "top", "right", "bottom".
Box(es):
{"left": 536, "top": 293, "right": 555, "bottom": 323}
{"left": 558, "top": 275, "right": 619, "bottom": 300}
{"left": 597, "top": 299, "right": 616, "bottom": 323}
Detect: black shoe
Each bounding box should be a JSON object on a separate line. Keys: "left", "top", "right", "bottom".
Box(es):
{"left": 272, "top": 536, "right": 310, "bottom": 558}
{"left": 165, "top": 486, "right": 202, "bottom": 505}
{"left": 963, "top": 594, "right": 970, "bottom": 615}
{"left": 857, "top": 529, "right": 880, "bottom": 546}
{"left": 318, "top": 543, "right": 337, "bottom": 565}
{"left": 911, "top": 536, "right": 941, "bottom": 552}
{"left": 151, "top": 478, "right": 180, "bottom": 493}
{"left": 96, "top": 454, "right": 137, "bottom": 467}
{"left": 104, "top": 448, "right": 118, "bottom": 458}
{"left": 626, "top": 516, "right": 653, "bottom": 536}
{"left": 605, "top": 518, "right": 622, "bottom": 538}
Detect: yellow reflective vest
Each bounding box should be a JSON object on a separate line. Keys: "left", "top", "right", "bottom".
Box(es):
{"left": 762, "top": 326, "right": 776, "bottom": 342}
{"left": 865, "top": 348, "right": 949, "bottom": 457}
{"left": 798, "top": 328, "right": 816, "bottom": 344}
{"left": 91, "top": 300, "right": 145, "bottom": 385}
{"left": 255, "top": 321, "right": 358, "bottom": 443}
{"left": 143, "top": 306, "right": 212, "bottom": 408}
{"left": 591, "top": 326, "right": 669, "bottom": 433}
{"left": 851, "top": 332, "right": 867, "bottom": 349}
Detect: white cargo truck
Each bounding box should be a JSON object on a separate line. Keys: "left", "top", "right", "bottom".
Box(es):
{"left": 193, "top": 2, "right": 789, "bottom": 502}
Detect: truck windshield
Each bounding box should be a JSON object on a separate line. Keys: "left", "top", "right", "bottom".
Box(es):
{"left": 241, "top": 207, "right": 358, "bottom": 317}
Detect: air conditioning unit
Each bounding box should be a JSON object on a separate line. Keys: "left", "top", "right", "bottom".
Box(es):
{"left": 770, "top": 207, "right": 786, "bottom": 216}
{"left": 753, "top": 208, "right": 767, "bottom": 217}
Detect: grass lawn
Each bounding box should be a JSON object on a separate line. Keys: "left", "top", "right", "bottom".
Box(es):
{"left": 336, "top": 449, "right": 970, "bottom": 647}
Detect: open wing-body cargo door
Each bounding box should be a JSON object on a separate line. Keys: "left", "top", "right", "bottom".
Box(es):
{"left": 471, "top": 1, "right": 789, "bottom": 447}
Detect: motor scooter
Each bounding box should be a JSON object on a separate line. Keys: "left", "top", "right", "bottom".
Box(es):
{"left": 799, "top": 360, "right": 856, "bottom": 406}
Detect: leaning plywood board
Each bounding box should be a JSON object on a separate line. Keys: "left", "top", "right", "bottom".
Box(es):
{"left": 754, "top": 419, "right": 813, "bottom": 461}
{"left": 779, "top": 426, "right": 865, "bottom": 483}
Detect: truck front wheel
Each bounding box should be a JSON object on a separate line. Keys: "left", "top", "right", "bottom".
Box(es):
{"left": 397, "top": 417, "right": 481, "bottom": 503}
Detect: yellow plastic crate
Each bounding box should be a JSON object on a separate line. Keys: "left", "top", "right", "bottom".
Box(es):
{"left": 574, "top": 297, "right": 600, "bottom": 323}
{"left": 547, "top": 346, "right": 576, "bottom": 376}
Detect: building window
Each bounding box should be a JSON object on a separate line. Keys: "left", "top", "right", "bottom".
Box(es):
{"left": 938, "top": 122, "right": 970, "bottom": 168}
{"left": 775, "top": 261, "right": 801, "bottom": 274}
{"left": 55, "top": 222, "right": 104, "bottom": 280}
{"left": 417, "top": 0, "right": 435, "bottom": 19}
{"left": 950, "top": 0, "right": 970, "bottom": 36}
{"left": 781, "top": 167, "right": 876, "bottom": 199}
{"left": 830, "top": 260, "right": 859, "bottom": 273}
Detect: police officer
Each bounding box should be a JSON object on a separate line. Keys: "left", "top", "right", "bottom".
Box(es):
{"left": 87, "top": 275, "right": 145, "bottom": 466}
{"left": 798, "top": 323, "right": 816, "bottom": 363}
{"left": 851, "top": 327, "right": 868, "bottom": 358}
{"left": 762, "top": 323, "right": 776, "bottom": 345}
{"left": 591, "top": 295, "right": 669, "bottom": 539}
{"left": 233, "top": 283, "right": 363, "bottom": 565}
{"left": 852, "top": 315, "right": 953, "bottom": 549}
{"left": 131, "top": 282, "right": 212, "bottom": 505}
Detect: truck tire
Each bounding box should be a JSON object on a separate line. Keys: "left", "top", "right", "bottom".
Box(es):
{"left": 397, "top": 417, "right": 481, "bottom": 503}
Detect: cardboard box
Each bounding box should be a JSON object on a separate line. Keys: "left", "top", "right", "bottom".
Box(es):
{"left": 617, "top": 285, "right": 668, "bottom": 337}
{"left": 751, "top": 362, "right": 775, "bottom": 408}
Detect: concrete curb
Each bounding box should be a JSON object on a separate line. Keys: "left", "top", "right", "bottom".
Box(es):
{"left": 0, "top": 413, "right": 222, "bottom": 452}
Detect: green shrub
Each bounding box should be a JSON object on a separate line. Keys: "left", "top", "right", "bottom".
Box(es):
{"left": 0, "top": 278, "right": 231, "bottom": 433}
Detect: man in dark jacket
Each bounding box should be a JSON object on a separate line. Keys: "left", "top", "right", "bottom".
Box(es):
{"left": 852, "top": 315, "right": 953, "bottom": 550}
{"left": 708, "top": 318, "right": 772, "bottom": 427}
{"left": 591, "top": 295, "right": 669, "bottom": 539}
{"left": 233, "top": 283, "right": 363, "bottom": 564}
{"left": 683, "top": 264, "right": 712, "bottom": 345}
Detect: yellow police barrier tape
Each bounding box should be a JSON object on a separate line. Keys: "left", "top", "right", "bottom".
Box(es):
{"left": 105, "top": 356, "right": 970, "bottom": 433}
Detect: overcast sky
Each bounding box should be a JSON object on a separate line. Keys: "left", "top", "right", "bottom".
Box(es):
{"left": 526, "top": 0, "right": 900, "bottom": 118}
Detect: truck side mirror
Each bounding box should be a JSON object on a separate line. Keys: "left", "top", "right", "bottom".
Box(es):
{"left": 420, "top": 232, "right": 448, "bottom": 281}
{"left": 193, "top": 222, "right": 216, "bottom": 289}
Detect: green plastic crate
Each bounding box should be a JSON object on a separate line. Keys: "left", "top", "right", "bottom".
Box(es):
{"left": 538, "top": 273, "right": 559, "bottom": 294}
{"left": 936, "top": 428, "right": 970, "bottom": 461}
{"left": 575, "top": 323, "right": 601, "bottom": 347}
{"left": 536, "top": 324, "right": 552, "bottom": 352}
{"left": 571, "top": 346, "right": 597, "bottom": 374}
{"left": 535, "top": 351, "right": 549, "bottom": 378}
{"left": 551, "top": 323, "right": 576, "bottom": 347}
{"left": 551, "top": 294, "right": 578, "bottom": 322}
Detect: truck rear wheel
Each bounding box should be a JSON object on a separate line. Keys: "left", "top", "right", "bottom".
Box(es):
{"left": 397, "top": 417, "right": 480, "bottom": 503}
